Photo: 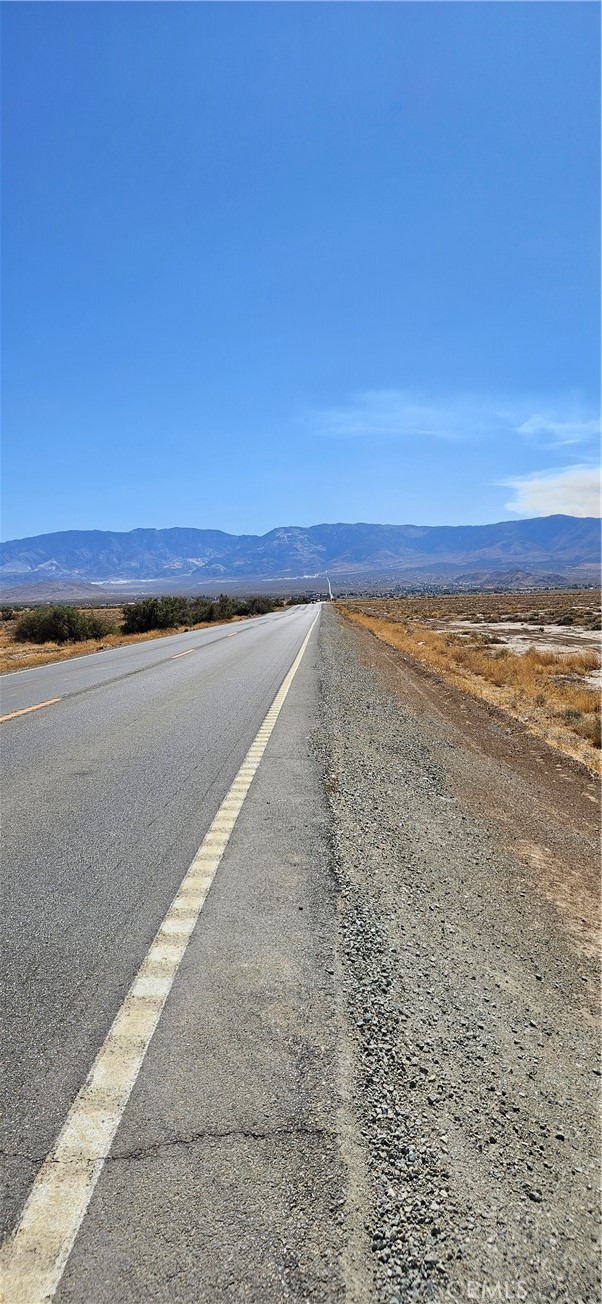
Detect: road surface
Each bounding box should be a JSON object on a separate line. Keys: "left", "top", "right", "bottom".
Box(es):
{"left": 2, "top": 603, "right": 599, "bottom": 1303}
{"left": 1, "top": 603, "right": 347, "bottom": 1301}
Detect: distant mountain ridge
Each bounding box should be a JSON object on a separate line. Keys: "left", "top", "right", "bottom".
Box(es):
{"left": 1, "top": 517, "right": 599, "bottom": 590}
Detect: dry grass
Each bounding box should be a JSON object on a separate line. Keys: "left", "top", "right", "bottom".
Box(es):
{"left": 0, "top": 613, "right": 246, "bottom": 675}
{"left": 362, "top": 589, "right": 600, "bottom": 627}
{"left": 339, "top": 599, "right": 602, "bottom": 774}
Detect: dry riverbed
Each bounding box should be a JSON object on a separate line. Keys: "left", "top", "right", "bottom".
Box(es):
{"left": 317, "top": 606, "right": 600, "bottom": 1303}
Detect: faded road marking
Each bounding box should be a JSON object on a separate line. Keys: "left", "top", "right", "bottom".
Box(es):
{"left": 0, "top": 697, "right": 62, "bottom": 723}
{"left": 0, "top": 612, "right": 319, "bottom": 1304}
{"left": 172, "top": 649, "right": 194, "bottom": 659}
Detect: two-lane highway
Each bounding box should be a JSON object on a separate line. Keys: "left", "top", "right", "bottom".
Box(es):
{"left": 0, "top": 604, "right": 306, "bottom": 720}
{"left": 1, "top": 603, "right": 320, "bottom": 1249}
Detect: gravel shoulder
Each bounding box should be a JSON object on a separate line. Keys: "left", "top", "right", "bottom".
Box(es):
{"left": 316, "top": 606, "right": 600, "bottom": 1303}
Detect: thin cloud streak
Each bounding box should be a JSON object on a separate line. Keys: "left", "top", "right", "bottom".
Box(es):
{"left": 309, "top": 389, "right": 599, "bottom": 447}
{"left": 514, "top": 415, "right": 600, "bottom": 441}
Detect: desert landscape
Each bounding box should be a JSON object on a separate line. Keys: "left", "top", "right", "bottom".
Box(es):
{"left": 339, "top": 589, "right": 601, "bottom": 770}
{"left": 0, "top": 595, "right": 292, "bottom": 674}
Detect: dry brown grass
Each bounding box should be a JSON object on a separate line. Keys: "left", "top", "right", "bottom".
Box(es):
{"left": 338, "top": 601, "right": 602, "bottom": 774}
{"left": 0, "top": 614, "right": 246, "bottom": 675}
{"left": 358, "top": 589, "right": 600, "bottom": 627}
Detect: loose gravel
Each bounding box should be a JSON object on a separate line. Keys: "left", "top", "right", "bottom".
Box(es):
{"left": 315, "top": 607, "right": 600, "bottom": 1304}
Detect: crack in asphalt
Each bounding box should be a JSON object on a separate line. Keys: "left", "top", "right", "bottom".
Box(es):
{"left": 2, "top": 1124, "right": 333, "bottom": 1169}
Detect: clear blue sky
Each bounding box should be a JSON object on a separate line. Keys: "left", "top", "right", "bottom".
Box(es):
{"left": 2, "top": 1, "right": 599, "bottom": 541}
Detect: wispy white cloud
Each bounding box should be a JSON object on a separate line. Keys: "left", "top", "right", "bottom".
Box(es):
{"left": 309, "top": 390, "right": 503, "bottom": 441}
{"left": 308, "top": 389, "right": 599, "bottom": 447}
{"left": 513, "top": 414, "right": 600, "bottom": 445}
{"left": 503, "top": 466, "right": 601, "bottom": 518}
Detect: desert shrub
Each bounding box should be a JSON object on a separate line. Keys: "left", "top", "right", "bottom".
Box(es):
{"left": 215, "top": 593, "right": 234, "bottom": 620}
{"left": 120, "top": 593, "right": 285, "bottom": 634}
{"left": 13, "top": 605, "right": 115, "bottom": 644}
{"left": 574, "top": 715, "right": 602, "bottom": 748}
{"left": 534, "top": 649, "right": 600, "bottom": 674}
{"left": 552, "top": 684, "right": 600, "bottom": 715}
{"left": 120, "top": 593, "right": 286, "bottom": 634}
{"left": 1, "top": 606, "right": 15, "bottom": 620}
{"left": 121, "top": 597, "right": 184, "bottom": 634}
{"left": 188, "top": 599, "right": 216, "bottom": 623}
{"left": 86, "top": 612, "right": 118, "bottom": 638}
{"left": 240, "top": 596, "right": 277, "bottom": 616}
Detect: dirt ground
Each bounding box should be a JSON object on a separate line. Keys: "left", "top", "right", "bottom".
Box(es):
{"left": 355, "top": 590, "right": 600, "bottom": 628}
{"left": 343, "top": 617, "right": 601, "bottom": 960}
{"left": 318, "top": 607, "right": 600, "bottom": 1302}
{"left": 339, "top": 592, "right": 601, "bottom": 774}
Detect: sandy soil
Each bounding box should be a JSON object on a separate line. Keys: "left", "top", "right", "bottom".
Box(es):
{"left": 439, "top": 621, "right": 601, "bottom": 656}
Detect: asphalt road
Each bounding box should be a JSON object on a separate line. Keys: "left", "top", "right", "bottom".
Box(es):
{"left": 1, "top": 602, "right": 346, "bottom": 1302}
{"left": 4, "top": 603, "right": 600, "bottom": 1303}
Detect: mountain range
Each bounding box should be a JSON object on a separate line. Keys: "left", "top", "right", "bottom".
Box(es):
{"left": 0, "top": 516, "right": 599, "bottom": 598}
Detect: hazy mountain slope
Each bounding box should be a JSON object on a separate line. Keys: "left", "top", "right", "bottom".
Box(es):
{"left": 0, "top": 516, "right": 599, "bottom": 586}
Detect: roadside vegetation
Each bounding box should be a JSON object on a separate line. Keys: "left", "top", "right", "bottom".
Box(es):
{"left": 339, "top": 591, "right": 601, "bottom": 770}
{"left": 13, "top": 604, "right": 118, "bottom": 644}
{"left": 359, "top": 588, "right": 601, "bottom": 629}
{"left": 0, "top": 594, "right": 306, "bottom": 673}
{"left": 120, "top": 593, "right": 282, "bottom": 633}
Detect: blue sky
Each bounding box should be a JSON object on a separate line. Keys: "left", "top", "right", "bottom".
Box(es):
{"left": 2, "top": 2, "right": 599, "bottom": 541}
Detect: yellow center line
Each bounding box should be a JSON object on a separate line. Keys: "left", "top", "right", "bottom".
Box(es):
{"left": 172, "top": 649, "right": 195, "bottom": 659}
{"left": 0, "top": 697, "right": 62, "bottom": 723}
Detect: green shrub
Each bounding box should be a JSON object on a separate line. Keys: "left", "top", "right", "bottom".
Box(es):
{"left": 86, "top": 612, "right": 118, "bottom": 638}
{"left": 244, "top": 596, "right": 276, "bottom": 616}
{"left": 13, "top": 605, "right": 116, "bottom": 644}
{"left": 121, "top": 593, "right": 287, "bottom": 634}
{"left": 188, "top": 599, "right": 215, "bottom": 624}
{"left": 122, "top": 599, "right": 164, "bottom": 634}
{"left": 215, "top": 593, "right": 234, "bottom": 620}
